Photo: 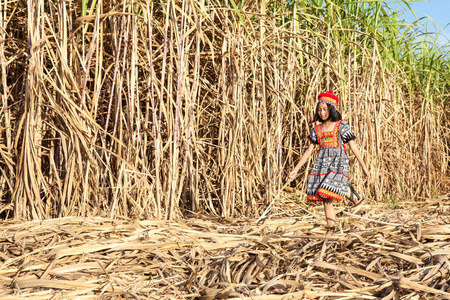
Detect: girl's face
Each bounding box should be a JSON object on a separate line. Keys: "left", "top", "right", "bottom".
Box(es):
{"left": 317, "top": 102, "right": 329, "bottom": 121}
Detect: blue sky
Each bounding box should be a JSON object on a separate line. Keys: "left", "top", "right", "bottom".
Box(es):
{"left": 403, "top": 0, "right": 450, "bottom": 45}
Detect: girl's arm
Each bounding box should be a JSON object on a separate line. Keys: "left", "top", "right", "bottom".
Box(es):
{"left": 286, "top": 143, "right": 315, "bottom": 181}
{"left": 347, "top": 140, "right": 370, "bottom": 180}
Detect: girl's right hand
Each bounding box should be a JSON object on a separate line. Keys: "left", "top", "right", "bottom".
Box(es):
{"left": 286, "top": 170, "right": 298, "bottom": 182}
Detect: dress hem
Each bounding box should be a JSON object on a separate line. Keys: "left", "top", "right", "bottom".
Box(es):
{"left": 307, "top": 188, "right": 344, "bottom": 202}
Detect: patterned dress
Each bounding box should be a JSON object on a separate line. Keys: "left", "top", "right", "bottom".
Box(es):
{"left": 306, "top": 120, "right": 356, "bottom": 202}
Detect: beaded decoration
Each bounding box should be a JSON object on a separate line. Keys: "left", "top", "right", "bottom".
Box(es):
{"left": 315, "top": 120, "right": 343, "bottom": 151}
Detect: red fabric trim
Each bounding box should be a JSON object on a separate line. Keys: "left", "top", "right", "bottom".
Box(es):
{"left": 307, "top": 195, "right": 322, "bottom": 203}
{"left": 307, "top": 188, "right": 344, "bottom": 203}
{"left": 316, "top": 188, "right": 344, "bottom": 202}
{"left": 317, "top": 121, "right": 342, "bottom": 150}
{"left": 309, "top": 170, "right": 349, "bottom": 178}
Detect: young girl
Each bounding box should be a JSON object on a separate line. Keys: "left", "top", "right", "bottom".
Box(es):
{"left": 286, "top": 90, "right": 370, "bottom": 229}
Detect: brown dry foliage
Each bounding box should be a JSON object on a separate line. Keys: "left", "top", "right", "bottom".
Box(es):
{"left": 0, "top": 196, "right": 449, "bottom": 299}
{"left": 0, "top": 0, "right": 448, "bottom": 221}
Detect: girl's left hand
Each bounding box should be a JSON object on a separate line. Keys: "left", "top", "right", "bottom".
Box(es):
{"left": 286, "top": 170, "right": 298, "bottom": 182}
{"left": 363, "top": 169, "right": 370, "bottom": 180}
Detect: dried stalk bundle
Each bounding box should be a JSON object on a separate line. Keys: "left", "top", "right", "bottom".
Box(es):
{"left": 0, "top": 198, "right": 449, "bottom": 299}
{"left": 0, "top": 0, "right": 449, "bottom": 220}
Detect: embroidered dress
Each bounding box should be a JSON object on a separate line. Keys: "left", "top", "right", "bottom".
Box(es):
{"left": 306, "top": 120, "right": 356, "bottom": 202}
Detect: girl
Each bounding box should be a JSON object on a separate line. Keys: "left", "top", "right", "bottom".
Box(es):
{"left": 286, "top": 90, "right": 370, "bottom": 229}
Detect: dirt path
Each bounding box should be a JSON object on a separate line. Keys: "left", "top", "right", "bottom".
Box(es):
{"left": 0, "top": 199, "right": 449, "bottom": 299}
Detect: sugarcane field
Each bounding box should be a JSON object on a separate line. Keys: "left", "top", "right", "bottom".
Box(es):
{"left": 0, "top": 0, "right": 449, "bottom": 299}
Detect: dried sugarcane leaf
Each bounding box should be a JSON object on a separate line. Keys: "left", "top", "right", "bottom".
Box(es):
{"left": 14, "top": 279, "right": 112, "bottom": 291}
{"left": 389, "top": 252, "right": 423, "bottom": 265}
{"left": 312, "top": 261, "right": 384, "bottom": 281}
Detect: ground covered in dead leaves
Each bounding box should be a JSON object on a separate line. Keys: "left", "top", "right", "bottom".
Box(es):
{"left": 0, "top": 196, "right": 449, "bottom": 299}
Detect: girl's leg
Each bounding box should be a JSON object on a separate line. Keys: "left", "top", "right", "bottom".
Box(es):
{"left": 323, "top": 198, "right": 336, "bottom": 227}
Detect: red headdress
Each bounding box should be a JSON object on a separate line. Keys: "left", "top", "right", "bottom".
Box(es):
{"left": 318, "top": 90, "right": 339, "bottom": 106}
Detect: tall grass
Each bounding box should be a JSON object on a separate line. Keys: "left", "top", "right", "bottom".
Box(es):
{"left": 0, "top": 0, "right": 448, "bottom": 220}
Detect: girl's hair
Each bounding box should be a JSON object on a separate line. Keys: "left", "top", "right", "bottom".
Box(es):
{"left": 313, "top": 102, "right": 342, "bottom": 122}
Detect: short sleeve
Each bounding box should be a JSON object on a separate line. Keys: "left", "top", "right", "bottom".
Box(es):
{"left": 307, "top": 126, "right": 319, "bottom": 144}
{"left": 339, "top": 120, "right": 356, "bottom": 144}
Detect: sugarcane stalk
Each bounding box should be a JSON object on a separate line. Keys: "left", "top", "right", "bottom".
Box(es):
{"left": 109, "top": 7, "right": 130, "bottom": 218}
{"left": 147, "top": 0, "right": 161, "bottom": 219}
{"left": 168, "top": 0, "right": 187, "bottom": 220}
